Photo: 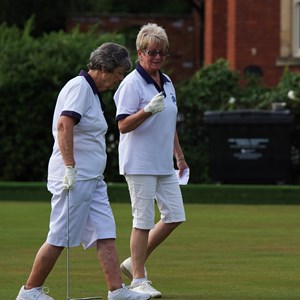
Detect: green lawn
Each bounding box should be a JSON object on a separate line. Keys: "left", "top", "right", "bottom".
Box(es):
{"left": 1, "top": 201, "right": 300, "bottom": 299}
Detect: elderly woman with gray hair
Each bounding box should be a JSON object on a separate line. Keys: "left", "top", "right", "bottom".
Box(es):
{"left": 114, "top": 24, "right": 188, "bottom": 298}
{"left": 16, "top": 43, "right": 151, "bottom": 300}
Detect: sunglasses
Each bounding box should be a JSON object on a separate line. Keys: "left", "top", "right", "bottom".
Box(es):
{"left": 143, "top": 49, "right": 169, "bottom": 57}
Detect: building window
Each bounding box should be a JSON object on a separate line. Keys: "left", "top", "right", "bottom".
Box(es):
{"left": 293, "top": 0, "right": 300, "bottom": 56}
{"left": 278, "top": 0, "right": 300, "bottom": 65}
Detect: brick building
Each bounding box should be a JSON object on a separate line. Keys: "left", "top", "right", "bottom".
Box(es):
{"left": 66, "top": 10, "right": 203, "bottom": 83}
{"left": 67, "top": 0, "right": 300, "bottom": 86}
{"left": 204, "top": 0, "right": 300, "bottom": 86}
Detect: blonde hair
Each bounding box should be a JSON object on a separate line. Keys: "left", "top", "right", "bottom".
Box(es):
{"left": 136, "top": 23, "right": 169, "bottom": 51}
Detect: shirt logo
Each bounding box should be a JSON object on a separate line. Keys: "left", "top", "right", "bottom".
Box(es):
{"left": 170, "top": 93, "right": 176, "bottom": 104}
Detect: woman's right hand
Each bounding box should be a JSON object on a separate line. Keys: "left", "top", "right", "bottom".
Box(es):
{"left": 144, "top": 92, "right": 165, "bottom": 114}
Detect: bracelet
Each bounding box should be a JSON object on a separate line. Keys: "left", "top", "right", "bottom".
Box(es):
{"left": 176, "top": 155, "right": 185, "bottom": 163}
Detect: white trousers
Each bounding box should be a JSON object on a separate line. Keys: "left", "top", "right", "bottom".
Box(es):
{"left": 125, "top": 173, "right": 186, "bottom": 230}
{"left": 46, "top": 179, "right": 116, "bottom": 249}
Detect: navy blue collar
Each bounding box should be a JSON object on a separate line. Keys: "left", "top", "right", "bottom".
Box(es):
{"left": 79, "top": 70, "right": 105, "bottom": 111}
{"left": 136, "top": 63, "right": 170, "bottom": 92}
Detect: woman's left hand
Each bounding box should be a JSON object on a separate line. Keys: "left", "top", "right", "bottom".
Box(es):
{"left": 177, "top": 159, "right": 189, "bottom": 177}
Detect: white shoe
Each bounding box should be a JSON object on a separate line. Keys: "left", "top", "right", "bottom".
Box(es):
{"left": 129, "top": 281, "right": 161, "bottom": 298}
{"left": 120, "top": 257, "right": 148, "bottom": 280}
{"left": 108, "top": 284, "right": 151, "bottom": 300}
{"left": 16, "top": 285, "right": 54, "bottom": 300}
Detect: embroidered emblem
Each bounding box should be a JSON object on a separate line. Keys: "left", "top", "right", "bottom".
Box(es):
{"left": 170, "top": 93, "right": 176, "bottom": 104}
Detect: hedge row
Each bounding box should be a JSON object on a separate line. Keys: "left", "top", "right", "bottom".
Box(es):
{"left": 1, "top": 182, "right": 300, "bottom": 204}
{"left": 1, "top": 21, "right": 300, "bottom": 183}
{"left": 0, "top": 20, "right": 126, "bottom": 181}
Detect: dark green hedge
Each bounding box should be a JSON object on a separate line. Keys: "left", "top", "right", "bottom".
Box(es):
{"left": 0, "top": 20, "right": 126, "bottom": 181}
{"left": 1, "top": 182, "right": 300, "bottom": 204}
{"left": 1, "top": 21, "right": 300, "bottom": 183}
{"left": 177, "top": 59, "right": 300, "bottom": 183}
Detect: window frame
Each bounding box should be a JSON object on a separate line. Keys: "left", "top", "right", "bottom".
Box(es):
{"left": 293, "top": 0, "right": 300, "bottom": 57}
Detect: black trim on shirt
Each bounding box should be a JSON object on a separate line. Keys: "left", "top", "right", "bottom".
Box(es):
{"left": 136, "top": 63, "right": 170, "bottom": 93}
{"left": 61, "top": 110, "right": 81, "bottom": 124}
{"left": 116, "top": 113, "right": 130, "bottom": 122}
{"left": 79, "top": 70, "right": 106, "bottom": 112}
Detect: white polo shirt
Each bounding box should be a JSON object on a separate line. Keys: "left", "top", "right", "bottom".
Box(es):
{"left": 114, "top": 64, "right": 178, "bottom": 175}
{"left": 48, "top": 70, "right": 108, "bottom": 181}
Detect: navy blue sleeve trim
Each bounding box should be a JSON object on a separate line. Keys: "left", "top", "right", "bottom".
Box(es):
{"left": 61, "top": 110, "right": 81, "bottom": 124}
{"left": 116, "top": 114, "right": 130, "bottom": 122}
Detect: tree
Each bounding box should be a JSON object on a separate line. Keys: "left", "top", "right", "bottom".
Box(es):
{"left": 0, "top": 0, "right": 192, "bottom": 36}
{"left": 0, "top": 21, "right": 127, "bottom": 181}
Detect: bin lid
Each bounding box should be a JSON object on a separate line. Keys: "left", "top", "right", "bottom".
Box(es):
{"left": 204, "top": 109, "right": 294, "bottom": 124}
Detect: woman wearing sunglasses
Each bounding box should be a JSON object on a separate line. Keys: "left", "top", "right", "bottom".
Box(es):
{"left": 114, "top": 23, "right": 188, "bottom": 298}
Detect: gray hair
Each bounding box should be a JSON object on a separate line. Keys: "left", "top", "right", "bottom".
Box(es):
{"left": 87, "top": 42, "right": 132, "bottom": 72}
{"left": 136, "top": 23, "right": 169, "bottom": 51}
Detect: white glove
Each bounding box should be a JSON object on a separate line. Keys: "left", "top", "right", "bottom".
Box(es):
{"left": 63, "top": 166, "right": 77, "bottom": 190}
{"left": 144, "top": 92, "right": 165, "bottom": 114}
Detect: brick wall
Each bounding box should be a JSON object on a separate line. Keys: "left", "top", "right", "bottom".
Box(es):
{"left": 67, "top": 1, "right": 300, "bottom": 87}
{"left": 67, "top": 14, "right": 201, "bottom": 83}
{"left": 232, "top": 0, "right": 281, "bottom": 85}
{"left": 204, "top": 0, "right": 300, "bottom": 86}
{"left": 204, "top": 0, "right": 228, "bottom": 64}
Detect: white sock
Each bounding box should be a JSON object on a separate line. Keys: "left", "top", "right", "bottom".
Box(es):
{"left": 132, "top": 278, "right": 147, "bottom": 285}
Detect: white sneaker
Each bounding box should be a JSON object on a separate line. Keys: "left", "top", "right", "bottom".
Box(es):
{"left": 16, "top": 285, "right": 54, "bottom": 300}
{"left": 129, "top": 281, "right": 161, "bottom": 298}
{"left": 108, "top": 284, "right": 151, "bottom": 300}
{"left": 120, "top": 257, "right": 148, "bottom": 280}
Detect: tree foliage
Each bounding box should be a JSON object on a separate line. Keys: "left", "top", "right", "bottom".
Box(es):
{"left": 0, "top": 0, "right": 192, "bottom": 36}
{"left": 177, "top": 59, "right": 300, "bottom": 183}
{"left": 0, "top": 21, "right": 126, "bottom": 181}
{"left": 1, "top": 21, "right": 300, "bottom": 183}
{"left": 68, "top": 0, "right": 191, "bottom": 14}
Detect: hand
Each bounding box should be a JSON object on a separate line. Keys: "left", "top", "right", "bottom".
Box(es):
{"left": 63, "top": 166, "right": 77, "bottom": 190}
{"left": 144, "top": 92, "right": 165, "bottom": 114}
{"left": 176, "top": 157, "right": 189, "bottom": 177}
